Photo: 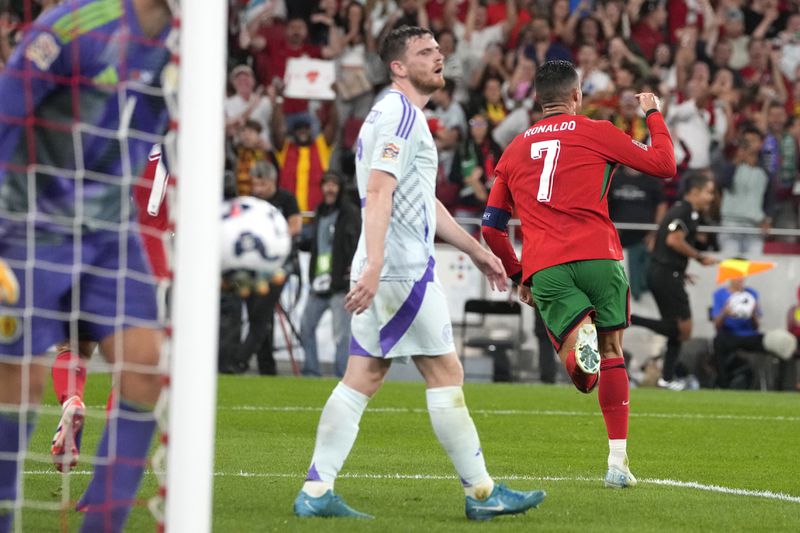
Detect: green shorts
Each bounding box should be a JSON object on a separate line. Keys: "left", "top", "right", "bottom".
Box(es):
{"left": 531, "top": 260, "right": 630, "bottom": 351}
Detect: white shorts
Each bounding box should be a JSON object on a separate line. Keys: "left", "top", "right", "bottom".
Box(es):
{"left": 350, "top": 259, "right": 455, "bottom": 362}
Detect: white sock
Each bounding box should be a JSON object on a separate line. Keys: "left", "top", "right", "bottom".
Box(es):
{"left": 426, "top": 386, "right": 493, "bottom": 499}
{"left": 608, "top": 439, "right": 628, "bottom": 468}
{"left": 302, "top": 382, "right": 369, "bottom": 495}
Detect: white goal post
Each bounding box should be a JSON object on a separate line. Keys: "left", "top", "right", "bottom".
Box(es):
{"left": 166, "top": 1, "right": 227, "bottom": 531}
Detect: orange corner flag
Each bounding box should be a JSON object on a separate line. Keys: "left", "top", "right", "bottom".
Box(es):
{"left": 716, "top": 259, "right": 775, "bottom": 284}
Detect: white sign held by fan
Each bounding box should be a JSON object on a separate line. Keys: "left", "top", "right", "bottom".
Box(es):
{"left": 283, "top": 57, "right": 336, "bottom": 100}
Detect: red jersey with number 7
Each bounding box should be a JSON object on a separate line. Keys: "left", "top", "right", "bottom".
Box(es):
{"left": 483, "top": 111, "right": 676, "bottom": 282}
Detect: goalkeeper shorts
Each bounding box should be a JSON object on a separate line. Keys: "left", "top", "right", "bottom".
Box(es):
{"left": 0, "top": 229, "right": 159, "bottom": 356}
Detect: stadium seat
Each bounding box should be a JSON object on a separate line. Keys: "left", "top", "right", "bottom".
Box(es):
{"left": 459, "top": 299, "right": 524, "bottom": 382}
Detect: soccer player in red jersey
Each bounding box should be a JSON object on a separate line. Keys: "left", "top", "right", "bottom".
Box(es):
{"left": 481, "top": 60, "right": 677, "bottom": 488}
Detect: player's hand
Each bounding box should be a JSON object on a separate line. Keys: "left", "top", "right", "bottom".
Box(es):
{"left": 346, "top": 262, "right": 381, "bottom": 314}
{"left": 469, "top": 248, "right": 507, "bottom": 292}
{"left": 635, "top": 92, "right": 661, "bottom": 113}
{"left": 698, "top": 254, "right": 718, "bottom": 266}
{"left": 517, "top": 284, "right": 534, "bottom": 307}
{"left": 0, "top": 259, "right": 19, "bottom": 305}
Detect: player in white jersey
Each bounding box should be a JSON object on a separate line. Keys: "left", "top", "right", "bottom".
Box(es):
{"left": 293, "top": 26, "right": 546, "bottom": 521}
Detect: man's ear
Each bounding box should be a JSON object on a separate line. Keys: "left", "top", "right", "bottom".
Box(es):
{"left": 390, "top": 59, "right": 406, "bottom": 79}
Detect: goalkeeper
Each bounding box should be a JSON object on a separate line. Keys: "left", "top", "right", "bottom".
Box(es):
{"left": 0, "top": 1, "right": 173, "bottom": 532}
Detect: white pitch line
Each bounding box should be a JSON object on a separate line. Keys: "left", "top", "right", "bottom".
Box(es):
{"left": 224, "top": 405, "right": 800, "bottom": 423}
{"left": 22, "top": 470, "right": 800, "bottom": 505}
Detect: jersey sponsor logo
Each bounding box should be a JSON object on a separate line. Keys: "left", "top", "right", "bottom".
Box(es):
{"left": 631, "top": 139, "right": 649, "bottom": 151}
{"left": 381, "top": 142, "right": 400, "bottom": 161}
{"left": 524, "top": 120, "right": 576, "bottom": 137}
{"left": 25, "top": 32, "right": 61, "bottom": 71}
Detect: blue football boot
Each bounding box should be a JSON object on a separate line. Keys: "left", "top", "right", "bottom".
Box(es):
{"left": 465, "top": 483, "right": 546, "bottom": 521}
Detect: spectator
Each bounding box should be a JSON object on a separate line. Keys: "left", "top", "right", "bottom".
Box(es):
{"left": 548, "top": 0, "right": 572, "bottom": 46}
{"left": 666, "top": 69, "right": 728, "bottom": 181}
{"left": 521, "top": 18, "right": 573, "bottom": 68}
{"left": 777, "top": 13, "right": 800, "bottom": 82}
{"left": 439, "top": 28, "right": 470, "bottom": 103}
{"left": 743, "top": 0, "right": 788, "bottom": 41}
{"left": 760, "top": 102, "right": 800, "bottom": 236}
{"left": 458, "top": 112, "right": 502, "bottom": 210}
{"left": 458, "top": 0, "right": 517, "bottom": 77}
{"left": 247, "top": 15, "right": 340, "bottom": 129}
{"left": 719, "top": 7, "right": 751, "bottom": 71}
{"left": 298, "top": 171, "right": 361, "bottom": 377}
{"left": 270, "top": 86, "right": 338, "bottom": 212}
{"left": 468, "top": 42, "right": 511, "bottom": 95}
{"left": 711, "top": 275, "right": 765, "bottom": 389}
{"left": 335, "top": 2, "right": 375, "bottom": 135}
{"left": 575, "top": 45, "right": 613, "bottom": 104}
{"left": 225, "top": 65, "right": 273, "bottom": 150}
{"left": 608, "top": 165, "right": 667, "bottom": 302}
{"left": 234, "top": 119, "right": 271, "bottom": 196}
{"left": 502, "top": 53, "right": 535, "bottom": 110}
{"left": 429, "top": 78, "right": 467, "bottom": 196}
{"left": 739, "top": 37, "right": 787, "bottom": 104}
{"left": 718, "top": 126, "right": 772, "bottom": 256}
{"left": 630, "top": 0, "right": 668, "bottom": 62}
{"left": 630, "top": 172, "right": 718, "bottom": 390}
{"left": 219, "top": 161, "right": 302, "bottom": 375}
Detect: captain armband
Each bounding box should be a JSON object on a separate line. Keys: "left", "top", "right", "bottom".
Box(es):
{"left": 481, "top": 206, "right": 512, "bottom": 231}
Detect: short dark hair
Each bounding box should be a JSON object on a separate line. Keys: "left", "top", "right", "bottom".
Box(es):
{"left": 379, "top": 25, "right": 434, "bottom": 66}
{"left": 534, "top": 60, "right": 579, "bottom": 107}
{"left": 682, "top": 171, "right": 711, "bottom": 194}
{"left": 243, "top": 119, "right": 262, "bottom": 133}
{"left": 740, "top": 125, "right": 764, "bottom": 139}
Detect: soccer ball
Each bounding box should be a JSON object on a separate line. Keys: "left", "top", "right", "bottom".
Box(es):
{"left": 727, "top": 291, "right": 756, "bottom": 319}
{"left": 220, "top": 196, "right": 291, "bottom": 276}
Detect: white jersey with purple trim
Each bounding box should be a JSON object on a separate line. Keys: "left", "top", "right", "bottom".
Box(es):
{"left": 352, "top": 90, "right": 438, "bottom": 282}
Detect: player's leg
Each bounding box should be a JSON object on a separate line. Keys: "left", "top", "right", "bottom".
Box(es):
{"left": 76, "top": 232, "right": 163, "bottom": 532}
{"left": 0, "top": 252, "right": 70, "bottom": 532}
{"left": 50, "top": 339, "right": 96, "bottom": 471}
{"left": 412, "top": 277, "right": 544, "bottom": 520}
{"left": 597, "top": 330, "right": 636, "bottom": 488}
{"left": 414, "top": 353, "right": 546, "bottom": 520}
{"left": 532, "top": 264, "right": 600, "bottom": 393}
{"left": 77, "top": 327, "right": 162, "bottom": 531}
{"left": 330, "top": 293, "right": 351, "bottom": 378}
{"left": 294, "top": 354, "right": 389, "bottom": 519}
{"left": 0, "top": 360, "right": 48, "bottom": 533}
{"left": 578, "top": 260, "right": 636, "bottom": 488}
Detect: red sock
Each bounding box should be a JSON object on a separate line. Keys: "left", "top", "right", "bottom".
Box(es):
{"left": 106, "top": 389, "right": 116, "bottom": 415}
{"left": 565, "top": 350, "right": 598, "bottom": 393}
{"left": 598, "top": 357, "right": 629, "bottom": 439}
{"left": 52, "top": 350, "right": 87, "bottom": 405}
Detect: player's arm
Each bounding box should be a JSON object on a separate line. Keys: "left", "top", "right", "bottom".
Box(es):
{"left": 435, "top": 199, "right": 507, "bottom": 292}
{"left": 0, "top": 14, "right": 69, "bottom": 124}
{"left": 598, "top": 94, "right": 677, "bottom": 179}
{"left": 664, "top": 222, "right": 716, "bottom": 266}
{"left": 345, "top": 169, "right": 396, "bottom": 314}
{"left": 480, "top": 168, "right": 524, "bottom": 284}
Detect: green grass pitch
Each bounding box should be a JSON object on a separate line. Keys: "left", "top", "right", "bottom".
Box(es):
{"left": 17, "top": 374, "right": 800, "bottom": 531}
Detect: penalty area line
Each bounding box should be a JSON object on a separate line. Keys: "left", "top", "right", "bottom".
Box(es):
{"left": 22, "top": 470, "right": 800, "bottom": 504}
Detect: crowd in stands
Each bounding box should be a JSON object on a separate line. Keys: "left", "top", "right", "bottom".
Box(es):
{"left": 1, "top": 0, "right": 797, "bottom": 387}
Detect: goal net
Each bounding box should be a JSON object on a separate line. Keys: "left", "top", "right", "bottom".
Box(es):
{"left": 0, "top": 1, "right": 223, "bottom": 531}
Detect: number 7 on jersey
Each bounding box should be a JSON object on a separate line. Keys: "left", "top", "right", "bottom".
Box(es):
{"left": 531, "top": 140, "right": 561, "bottom": 203}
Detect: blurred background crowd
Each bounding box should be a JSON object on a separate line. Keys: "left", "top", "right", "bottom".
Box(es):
{"left": 1, "top": 0, "right": 798, "bottom": 389}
